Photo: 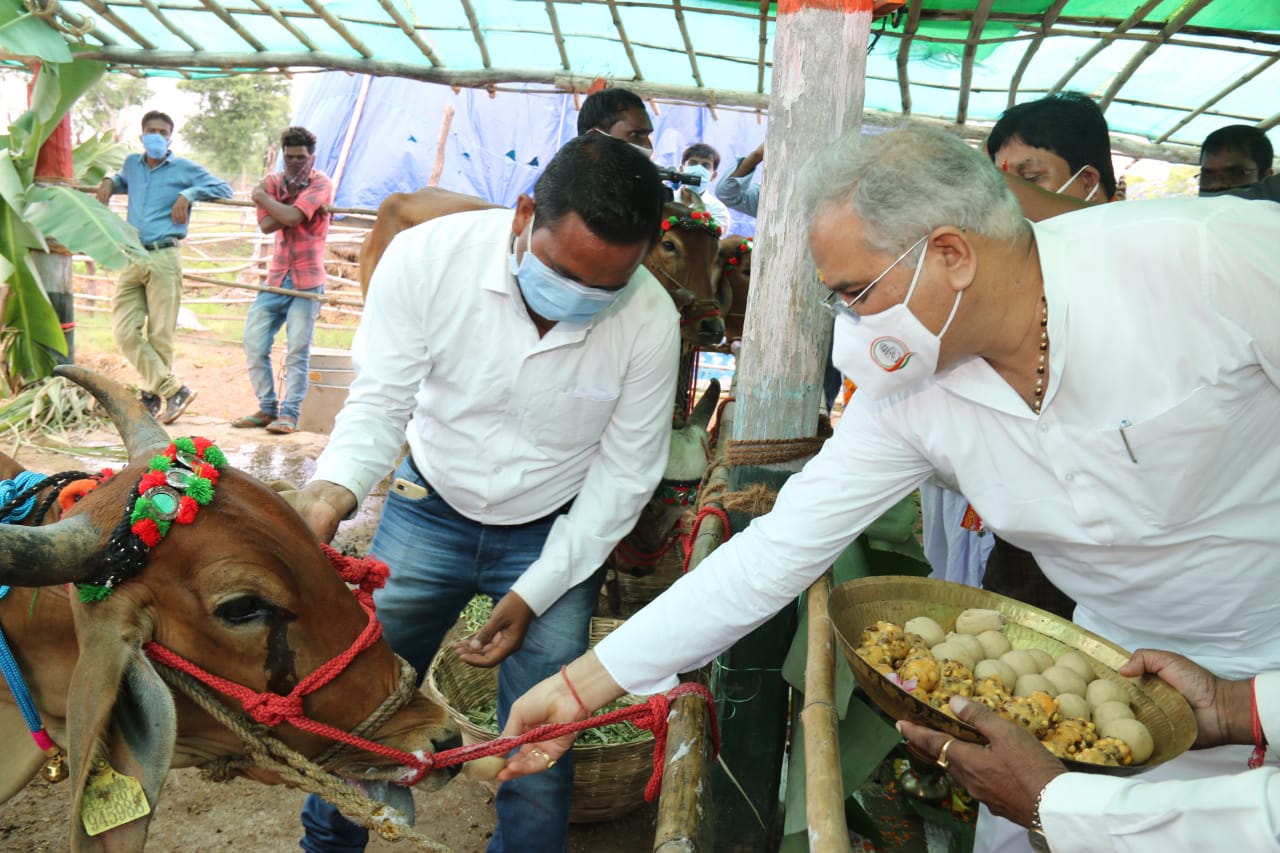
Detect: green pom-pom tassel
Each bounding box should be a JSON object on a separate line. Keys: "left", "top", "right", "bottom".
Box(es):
{"left": 202, "top": 446, "right": 227, "bottom": 468}
{"left": 149, "top": 454, "right": 170, "bottom": 471}
{"left": 131, "top": 496, "right": 153, "bottom": 523}
{"left": 174, "top": 437, "right": 197, "bottom": 454}
{"left": 77, "top": 584, "right": 113, "bottom": 603}
{"left": 156, "top": 519, "right": 171, "bottom": 537}
{"left": 186, "top": 478, "right": 214, "bottom": 505}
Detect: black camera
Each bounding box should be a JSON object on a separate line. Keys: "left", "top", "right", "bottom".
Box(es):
{"left": 656, "top": 165, "right": 705, "bottom": 189}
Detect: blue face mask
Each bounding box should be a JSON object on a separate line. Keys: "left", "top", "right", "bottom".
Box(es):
{"left": 509, "top": 217, "right": 623, "bottom": 324}
{"left": 683, "top": 164, "right": 712, "bottom": 194}
{"left": 141, "top": 132, "right": 169, "bottom": 159}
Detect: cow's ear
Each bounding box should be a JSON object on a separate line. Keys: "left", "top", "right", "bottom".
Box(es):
{"left": 65, "top": 600, "right": 175, "bottom": 852}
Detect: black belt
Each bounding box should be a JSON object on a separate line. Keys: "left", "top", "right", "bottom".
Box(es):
{"left": 143, "top": 239, "right": 178, "bottom": 251}
{"left": 407, "top": 455, "right": 575, "bottom": 526}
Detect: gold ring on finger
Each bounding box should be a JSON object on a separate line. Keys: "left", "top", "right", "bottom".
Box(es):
{"left": 936, "top": 738, "right": 955, "bottom": 770}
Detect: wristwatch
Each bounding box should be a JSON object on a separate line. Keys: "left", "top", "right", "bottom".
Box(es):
{"left": 1027, "top": 782, "right": 1052, "bottom": 852}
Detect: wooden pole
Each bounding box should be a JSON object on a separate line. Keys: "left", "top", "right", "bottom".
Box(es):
{"left": 710, "top": 3, "right": 872, "bottom": 850}
{"left": 428, "top": 105, "right": 456, "bottom": 188}
{"left": 652, "top": 691, "right": 716, "bottom": 853}
{"left": 802, "top": 573, "right": 852, "bottom": 853}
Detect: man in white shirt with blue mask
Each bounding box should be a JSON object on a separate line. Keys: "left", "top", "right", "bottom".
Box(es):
{"left": 678, "top": 143, "right": 733, "bottom": 235}
{"left": 290, "top": 133, "right": 680, "bottom": 853}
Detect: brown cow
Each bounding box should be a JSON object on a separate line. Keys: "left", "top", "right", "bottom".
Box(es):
{"left": 0, "top": 366, "right": 455, "bottom": 851}
{"left": 715, "top": 234, "right": 753, "bottom": 352}
{"left": 357, "top": 189, "right": 726, "bottom": 348}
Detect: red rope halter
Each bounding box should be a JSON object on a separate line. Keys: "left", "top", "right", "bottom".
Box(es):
{"left": 144, "top": 545, "right": 719, "bottom": 796}
{"left": 681, "top": 507, "right": 732, "bottom": 574}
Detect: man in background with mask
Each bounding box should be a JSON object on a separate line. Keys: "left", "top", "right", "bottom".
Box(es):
{"left": 289, "top": 133, "right": 678, "bottom": 853}
{"left": 1199, "top": 124, "right": 1275, "bottom": 197}
{"left": 499, "top": 125, "right": 1280, "bottom": 853}
{"left": 232, "top": 126, "right": 333, "bottom": 435}
{"left": 678, "top": 143, "right": 732, "bottom": 234}
{"left": 95, "top": 110, "right": 233, "bottom": 424}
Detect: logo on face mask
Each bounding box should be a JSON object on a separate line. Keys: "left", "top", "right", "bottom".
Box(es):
{"left": 870, "top": 336, "right": 913, "bottom": 372}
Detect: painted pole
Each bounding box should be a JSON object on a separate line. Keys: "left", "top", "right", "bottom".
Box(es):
{"left": 711, "top": 1, "right": 872, "bottom": 849}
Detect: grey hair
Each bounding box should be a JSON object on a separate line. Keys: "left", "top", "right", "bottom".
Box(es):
{"left": 798, "top": 125, "right": 1027, "bottom": 257}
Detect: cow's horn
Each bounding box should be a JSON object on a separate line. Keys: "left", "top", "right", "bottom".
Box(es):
{"left": 690, "top": 378, "right": 721, "bottom": 430}
{"left": 53, "top": 364, "right": 170, "bottom": 459}
{"left": 0, "top": 514, "right": 108, "bottom": 586}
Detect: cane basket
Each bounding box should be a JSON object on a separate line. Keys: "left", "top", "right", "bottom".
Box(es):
{"left": 829, "top": 576, "right": 1197, "bottom": 777}
{"left": 614, "top": 546, "right": 685, "bottom": 616}
{"left": 425, "top": 617, "right": 656, "bottom": 822}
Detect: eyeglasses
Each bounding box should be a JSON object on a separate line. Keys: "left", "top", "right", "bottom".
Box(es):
{"left": 1196, "top": 165, "right": 1258, "bottom": 189}
{"left": 819, "top": 234, "right": 930, "bottom": 324}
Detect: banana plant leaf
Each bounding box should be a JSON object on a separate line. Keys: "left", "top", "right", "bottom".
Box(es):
{"left": 26, "top": 184, "right": 145, "bottom": 269}
{"left": 72, "top": 131, "right": 129, "bottom": 187}
{"left": 11, "top": 59, "right": 105, "bottom": 165}
{"left": 0, "top": 0, "right": 74, "bottom": 65}
{"left": 1, "top": 208, "right": 63, "bottom": 386}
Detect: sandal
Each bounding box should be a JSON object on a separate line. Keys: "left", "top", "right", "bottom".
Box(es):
{"left": 232, "top": 410, "right": 275, "bottom": 428}
{"left": 265, "top": 417, "right": 297, "bottom": 435}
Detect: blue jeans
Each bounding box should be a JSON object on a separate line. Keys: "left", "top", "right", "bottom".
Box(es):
{"left": 243, "top": 273, "right": 322, "bottom": 422}
{"left": 300, "top": 457, "right": 601, "bottom": 853}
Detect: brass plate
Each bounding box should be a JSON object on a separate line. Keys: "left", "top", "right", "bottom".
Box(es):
{"left": 829, "top": 576, "right": 1197, "bottom": 777}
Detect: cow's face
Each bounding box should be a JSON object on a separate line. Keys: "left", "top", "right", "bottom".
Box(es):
{"left": 90, "top": 467, "right": 457, "bottom": 782}
{"left": 645, "top": 203, "right": 726, "bottom": 348}
{"left": 0, "top": 367, "right": 455, "bottom": 850}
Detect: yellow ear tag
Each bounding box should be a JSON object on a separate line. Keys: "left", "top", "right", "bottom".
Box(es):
{"left": 80, "top": 759, "right": 151, "bottom": 837}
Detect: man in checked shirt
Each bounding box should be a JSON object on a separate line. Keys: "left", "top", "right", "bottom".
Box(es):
{"left": 233, "top": 125, "right": 333, "bottom": 435}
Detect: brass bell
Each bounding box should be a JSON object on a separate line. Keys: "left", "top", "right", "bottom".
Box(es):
{"left": 41, "top": 750, "right": 68, "bottom": 783}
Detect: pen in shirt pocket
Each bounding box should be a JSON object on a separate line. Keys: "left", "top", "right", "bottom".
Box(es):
{"left": 1119, "top": 419, "right": 1138, "bottom": 464}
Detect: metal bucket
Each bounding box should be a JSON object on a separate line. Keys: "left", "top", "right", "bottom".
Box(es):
{"left": 297, "top": 347, "right": 353, "bottom": 435}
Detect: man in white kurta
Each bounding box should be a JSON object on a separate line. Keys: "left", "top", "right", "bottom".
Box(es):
{"left": 500, "top": 126, "right": 1280, "bottom": 850}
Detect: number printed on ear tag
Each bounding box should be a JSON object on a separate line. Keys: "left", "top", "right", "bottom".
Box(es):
{"left": 80, "top": 759, "right": 151, "bottom": 836}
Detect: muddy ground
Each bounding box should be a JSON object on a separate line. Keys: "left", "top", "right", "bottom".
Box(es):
{"left": 0, "top": 333, "right": 658, "bottom": 852}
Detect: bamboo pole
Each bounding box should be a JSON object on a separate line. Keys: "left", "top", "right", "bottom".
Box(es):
{"left": 376, "top": 0, "right": 445, "bottom": 67}
{"left": 141, "top": 0, "right": 205, "bottom": 50}
{"left": 1007, "top": 0, "right": 1068, "bottom": 107}
{"left": 458, "top": 0, "right": 493, "bottom": 68}
{"left": 544, "top": 1, "right": 571, "bottom": 70}
{"left": 1048, "top": 0, "right": 1162, "bottom": 96}
{"left": 606, "top": 0, "right": 644, "bottom": 80}
{"left": 301, "top": 0, "right": 375, "bottom": 57}
{"left": 76, "top": 0, "right": 157, "bottom": 49}
{"left": 1155, "top": 53, "right": 1280, "bottom": 143}
{"left": 249, "top": 0, "right": 320, "bottom": 51}
{"left": 896, "top": 0, "right": 924, "bottom": 114}
{"left": 672, "top": 0, "right": 705, "bottom": 89}
{"left": 1097, "top": 0, "right": 1214, "bottom": 112}
{"left": 197, "top": 0, "right": 266, "bottom": 51}
{"left": 427, "top": 105, "right": 456, "bottom": 188}
{"left": 802, "top": 573, "right": 851, "bottom": 853}
{"left": 652, "top": 691, "right": 716, "bottom": 853}
{"left": 955, "top": 0, "right": 995, "bottom": 126}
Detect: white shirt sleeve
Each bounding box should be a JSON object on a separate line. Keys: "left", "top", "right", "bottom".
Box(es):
{"left": 594, "top": 394, "right": 934, "bottom": 695}
{"left": 310, "top": 228, "right": 429, "bottom": 501}
{"left": 1041, "top": 672, "right": 1280, "bottom": 852}
{"left": 510, "top": 308, "right": 681, "bottom": 616}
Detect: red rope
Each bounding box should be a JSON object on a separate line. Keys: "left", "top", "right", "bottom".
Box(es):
{"left": 682, "top": 506, "right": 731, "bottom": 574}
{"left": 425, "top": 682, "right": 719, "bottom": 802}
{"left": 144, "top": 545, "right": 720, "bottom": 796}
{"left": 1250, "top": 676, "right": 1269, "bottom": 769}
{"left": 611, "top": 526, "right": 681, "bottom": 571}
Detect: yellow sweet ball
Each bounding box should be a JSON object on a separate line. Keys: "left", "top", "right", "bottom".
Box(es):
{"left": 1101, "top": 718, "right": 1154, "bottom": 764}
{"left": 1092, "top": 700, "right": 1136, "bottom": 728}
{"left": 1086, "top": 678, "right": 1130, "bottom": 710}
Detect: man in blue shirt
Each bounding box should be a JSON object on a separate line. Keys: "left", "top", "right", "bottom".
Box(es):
{"left": 96, "top": 110, "right": 232, "bottom": 423}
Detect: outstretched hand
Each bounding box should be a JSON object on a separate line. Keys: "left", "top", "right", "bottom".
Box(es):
{"left": 494, "top": 671, "right": 584, "bottom": 782}
{"left": 454, "top": 591, "right": 534, "bottom": 667}
{"left": 897, "top": 696, "right": 1066, "bottom": 828}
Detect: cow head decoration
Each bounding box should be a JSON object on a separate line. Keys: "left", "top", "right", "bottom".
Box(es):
{"left": 644, "top": 203, "right": 729, "bottom": 350}
{"left": 0, "top": 366, "right": 455, "bottom": 851}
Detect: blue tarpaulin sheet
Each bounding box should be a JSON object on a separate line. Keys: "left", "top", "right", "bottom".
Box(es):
{"left": 292, "top": 72, "right": 768, "bottom": 236}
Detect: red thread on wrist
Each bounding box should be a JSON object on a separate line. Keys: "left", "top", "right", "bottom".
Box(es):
{"left": 561, "top": 665, "right": 589, "bottom": 717}
{"left": 1250, "top": 676, "right": 1268, "bottom": 769}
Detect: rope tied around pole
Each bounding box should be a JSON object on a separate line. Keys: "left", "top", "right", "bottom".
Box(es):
{"left": 724, "top": 435, "right": 827, "bottom": 467}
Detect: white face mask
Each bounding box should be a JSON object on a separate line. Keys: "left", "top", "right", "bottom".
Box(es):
{"left": 1056, "top": 164, "right": 1099, "bottom": 201}
{"left": 829, "top": 236, "right": 963, "bottom": 399}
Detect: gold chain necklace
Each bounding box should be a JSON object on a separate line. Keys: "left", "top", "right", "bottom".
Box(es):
{"left": 1032, "top": 295, "right": 1048, "bottom": 414}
